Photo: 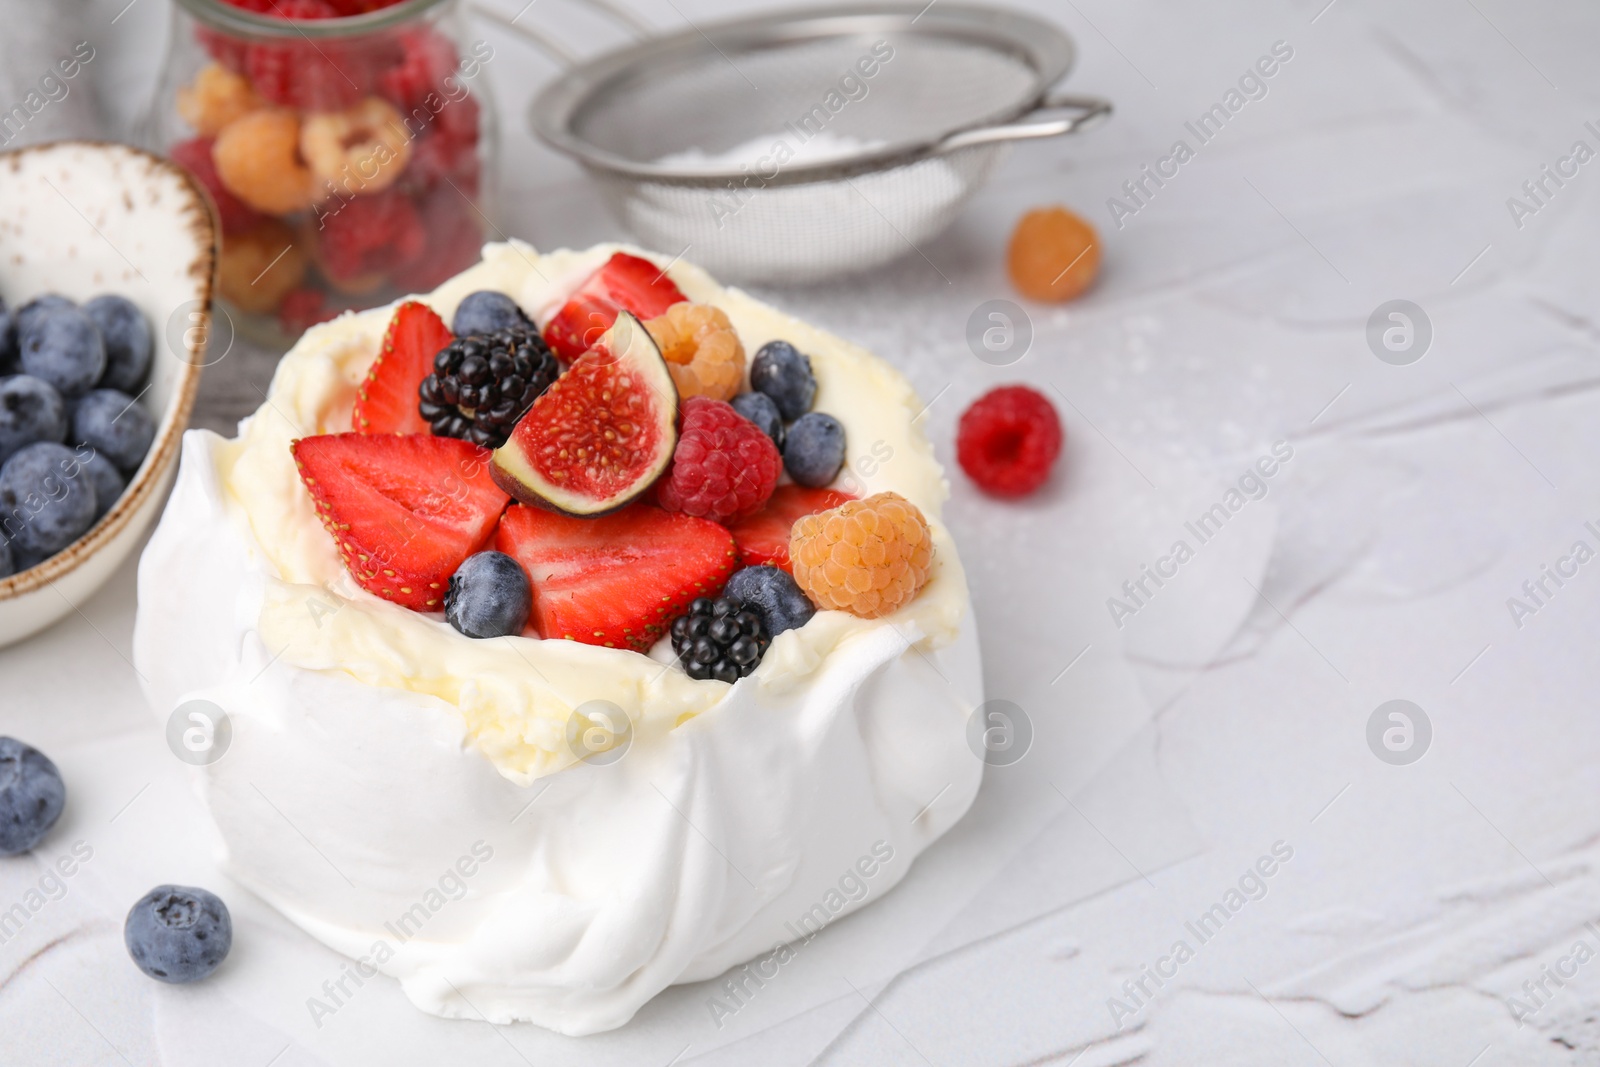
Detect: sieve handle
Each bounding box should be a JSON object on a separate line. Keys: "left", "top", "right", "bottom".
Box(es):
{"left": 933, "top": 93, "right": 1112, "bottom": 154}
{"left": 471, "top": 0, "right": 651, "bottom": 68}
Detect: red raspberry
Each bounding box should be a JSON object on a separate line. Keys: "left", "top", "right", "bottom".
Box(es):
{"left": 316, "top": 188, "right": 425, "bottom": 284}
{"left": 169, "top": 136, "right": 266, "bottom": 236}
{"left": 278, "top": 287, "right": 338, "bottom": 334}
{"left": 241, "top": 0, "right": 398, "bottom": 111}
{"left": 196, "top": 0, "right": 273, "bottom": 71}
{"left": 956, "top": 385, "right": 1063, "bottom": 498}
{"left": 657, "top": 397, "right": 782, "bottom": 524}
{"left": 404, "top": 126, "right": 480, "bottom": 194}
{"left": 379, "top": 28, "right": 460, "bottom": 114}
{"left": 389, "top": 186, "right": 482, "bottom": 292}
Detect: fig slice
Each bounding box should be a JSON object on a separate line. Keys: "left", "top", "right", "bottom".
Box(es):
{"left": 490, "top": 312, "right": 679, "bottom": 516}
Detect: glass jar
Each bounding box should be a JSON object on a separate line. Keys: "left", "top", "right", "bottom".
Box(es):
{"left": 143, "top": 0, "right": 497, "bottom": 342}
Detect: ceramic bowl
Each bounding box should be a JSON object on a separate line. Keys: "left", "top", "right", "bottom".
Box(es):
{"left": 0, "top": 141, "right": 215, "bottom": 648}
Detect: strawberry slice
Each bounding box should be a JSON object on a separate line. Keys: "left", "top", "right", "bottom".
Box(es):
{"left": 494, "top": 502, "right": 736, "bottom": 650}
{"left": 352, "top": 301, "right": 453, "bottom": 435}
{"left": 727, "top": 485, "right": 857, "bottom": 572}
{"left": 291, "top": 433, "right": 509, "bottom": 610}
{"left": 543, "top": 252, "right": 686, "bottom": 361}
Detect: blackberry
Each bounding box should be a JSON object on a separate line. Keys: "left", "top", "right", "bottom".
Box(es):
{"left": 418, "top": 327, "right": 560, "bottom": 448}
{"left": 670, "top": 596, "right": 770, "bottom": 683}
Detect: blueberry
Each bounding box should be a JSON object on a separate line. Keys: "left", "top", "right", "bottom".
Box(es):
{"left": 0, "top": 737, "right": 66, "bottom": 855}
{"left": 0, "top": 375, "right": 68, "bottom": 464}
{"left": 20, "top": 305, "right": 105, "bottom": 398}
{"left": 452, "top": 291, "right": 532, "bottom": 338}
{"left": 783, "top": 412, "right": 846, "bottom": 488}
{"left": 125, "top": 885, "right": 232, "bottom": 983}
{"left": 0, "top": 442, "right": 98, "bottom": 555}
{"left": 15, "top": 294, "right": 74, "bottom": 337}
{"left": 0, "top": 536, "right": 12, "bottom": 579}
{"left": 724, "top": 565, "right": 816, "bottom": 637}
{"left": 84, "top": 295, "right": 152, "bottom": 393}
{"left": 730, "top": 391, "right": 784, "bottom": 448}
{"left": 72, "top": 389, "right": 154, "bottom": 473}
{"left": 750, "top": 340, "right": 817, "bottom": 421}
{"left": 444, "top": 551, "right": 531, "bottom": 638}
{"left": 0, "top": 298, "right": 16, "bottom": 374}
{"left": 82, "top": 450, "right": 126, "bottom": 522}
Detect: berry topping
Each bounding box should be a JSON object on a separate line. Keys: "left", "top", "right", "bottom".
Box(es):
{"left": 0, "top": 737, "right": 66, "bottom": 855}
{"left": 353, "top": 300, "right": 453, "bottom": 436}
{"left": 19, "top": 304, "right": 106, "bottom": 398}
{"left": 730, "top": 391, "right": 783, "bottom": 448}
{"left": 290, "top": 433, "right": 509, "bottom": 610}
{"left": 724, "top": 564, "right": 816, "bottom": 637}
{"left": 726, "top": 484, "right": 855, "bottom": 573}
{"left": 749, "top": 340, "right": 816, "bottom": 421}
{"left": 0, "top": 375, "right": 67, "bottom": 464}
{"left": 1008, "top": 206, "right": 1101, "bottom": 303}
{"left": 0, "top": 442, "right": 98, "bottom": 555}
{"left": 670, "top": 596, "right": 770, "bottom": 682}
{"left": 543, "top": 252, "right": 686, "bottom": 362}
{"left": 790, "top": 491, "right": 934, "bottom": 618}
{"left": 491, "top": 312, "right": 677, "bottom": 516}
{"left": 420, "top": 327, "right": 559, "bottom": 448}
{"left": 125, "top": 885, "right": 233, "bottom": 984}
{"left": 783, "top": 412, "right": 846, "bottom": 488}
{"left": 84, "top": 295, "right": 152, "bottom": 393}
{"left": 72, "top": 389, "right": 155, "bottom": 473}
{"left": 644, "top": 302, "right": 746, "bottom": 401}
{"left": 453, "top": 290, "right": 532, "bottom": 338}
{"left": 0, "top": 539, "right": 11, "bottom": 579}
{"left": 494, "top": 503, "right": 737, "bottom": 651}
{"left": 956, "top": 385, "right": 1063, "bottom": 498}
{"left": 445, "top": 550, "right": 532, "bottom": 638}
{"left": 656, "top": 396, "right": 782, "bottom": 525}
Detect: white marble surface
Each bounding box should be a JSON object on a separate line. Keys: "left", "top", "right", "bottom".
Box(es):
{"left": 6, "top": 0, "right": 1600, "bottom": 1063}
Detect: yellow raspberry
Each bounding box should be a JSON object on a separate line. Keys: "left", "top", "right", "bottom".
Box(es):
{"left": 212, "top": 109, "right": 316, "bottom": 215}
{"left": 177, "top": 64, "right": 262, "bottom": 137}
{"left": 645, "top": 302, "right": 745, "bottom": 401}
{"left": 790, "top": 492, "right": 933, "bottom": 618}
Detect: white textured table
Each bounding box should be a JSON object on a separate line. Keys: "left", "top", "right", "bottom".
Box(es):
{"left": 7, "top": 0, "right": 1600, "bottom": 1064}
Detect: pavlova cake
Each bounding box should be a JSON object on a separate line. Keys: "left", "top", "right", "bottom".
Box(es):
{"left": 132, "top": 242, "right": 982, "bottom": 1035}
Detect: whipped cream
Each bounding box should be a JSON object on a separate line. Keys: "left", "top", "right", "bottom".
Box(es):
{"left": 132, "top": 242, "right": 983, "bottom": 1034}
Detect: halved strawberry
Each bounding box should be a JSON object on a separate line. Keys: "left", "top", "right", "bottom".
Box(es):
{"left": 494, "top": 502, "right": 736, "bottom": 650}
{"left": 352, "top": 300, "right": 453, "bottom": 434}
{"left": 291, "top": 433, "right": 509, "bottom": 610}
{"left": 542, "top": 252, "right": 686, "bottom": 361}
{"left": 727, "top": 485, "right": 857, "bottom": 572}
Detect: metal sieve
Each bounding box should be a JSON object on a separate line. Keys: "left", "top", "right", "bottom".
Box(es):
{"left": 495, "top": 2, "right": 1109, "bottom": 285}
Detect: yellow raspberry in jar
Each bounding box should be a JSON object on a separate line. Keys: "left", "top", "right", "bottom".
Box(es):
{"left": 299, "top": 97, "right": 413, "bottom": 199}
{"left": 212, "top": 109, "right": 316, "bottom": 215}
{"left": 217, "top": 218, "right": 307, "bottom": 314}
{"left": 790, "top": 492, "right": 934, "bottom": 619}
{"left": 645, "top": 302, "right": 745, "bottom": 401}
{"left": 1007, "top": 205, "right": 1101, "bottom": 302}
{"left": 177, "top": 64, "right": 262, "bottom": 137}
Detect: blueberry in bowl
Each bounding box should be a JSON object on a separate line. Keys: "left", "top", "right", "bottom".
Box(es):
{"left": 0, "top": 141, "right": 214, "bottom": 648}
